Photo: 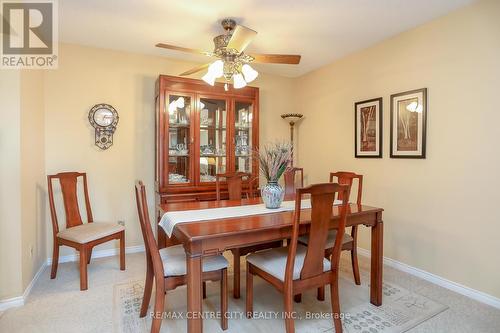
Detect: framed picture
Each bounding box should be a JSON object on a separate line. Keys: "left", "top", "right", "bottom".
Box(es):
{"left": 390, "top": 88, "right": 427, "bottom": 158}
{"left": 355, "top": 97, "right": 383, "bottom": 158}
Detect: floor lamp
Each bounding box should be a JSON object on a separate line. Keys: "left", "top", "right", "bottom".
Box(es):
{"left": 281, "top": 113, "right": 303, "bottom": 166}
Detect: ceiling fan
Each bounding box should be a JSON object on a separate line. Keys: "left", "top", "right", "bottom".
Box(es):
{"left": 156, "top": 18, "right": 301, "bottom": 90}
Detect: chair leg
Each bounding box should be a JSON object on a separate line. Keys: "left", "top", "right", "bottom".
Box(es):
{"left": 203, "top": 281, "right": 207, "bottom": 299}
{"left": 233, "top": 249, "right": 241, "bottom": 299}
{"left": 120, "top": 232, "right": 126, "bottom": 270}
{"left": 294, "top": 294, "right": 302, "bottom": 303}
{"left": 330, "top": 272, "right": 342, "bottom": 333}
{"left": 50, "top": 242, "right": 59, "bottom": 279}
{"left": 151, "top": 282, "right": 165, "bottom": 333}
{"left": 87, "top": 247, "right": 92, "bottom": 265}
{"left": 79, "top": 247, "right": 88, "bottom": 291}
{"left": 245, "top": 262, "right": 253, "bottom": 318}
{"left": 220, "top": 269, "right": 228, "bottom": 330}
{"left": 351, "top": 248, "right": 361, "bottom": 285}
{"left": 284, "top": 289, "right": 295, "bottom": 333}
{"left": 140, "top": 260, "right": 154, "bottom": 317}
{"left": 317, "top": 286, "right": 325, "bottom": 301}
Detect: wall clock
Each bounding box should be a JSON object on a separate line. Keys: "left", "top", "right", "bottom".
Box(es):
{"left": 88, "top": 103, "right": 119, "bottom": 150}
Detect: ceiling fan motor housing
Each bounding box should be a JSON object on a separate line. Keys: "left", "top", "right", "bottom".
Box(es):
{"left": 221, "top": 18, "right": 237, "bottom": 31}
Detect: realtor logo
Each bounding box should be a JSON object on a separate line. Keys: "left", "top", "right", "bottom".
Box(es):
{"left": 1, "top": 0, "right": 58, "bottom": 68}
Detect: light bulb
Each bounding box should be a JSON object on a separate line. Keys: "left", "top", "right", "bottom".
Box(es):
{"left": 202, "top": 71, "right": 216, "bottom": 86}
{"left": 208, "top": 60, "right": 224, "bottom": 78}
{"left": 233, "top": 73, "right": 247, "bottom": 89}
{"left": 241, "top": 64, "right": 258, "bottom": 83}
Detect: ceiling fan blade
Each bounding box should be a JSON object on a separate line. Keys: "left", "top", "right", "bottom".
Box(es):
{"left": 226, "top": 25, "right": 257, "bottom": 52}
{"left": 179, "top": 63, "right": 210, "bottom": 76}
{"left": 249, "top": 53, "right": 301, "bottom": 64}
{"left": 156, "top": 43, "right": 212, "bottom": 56}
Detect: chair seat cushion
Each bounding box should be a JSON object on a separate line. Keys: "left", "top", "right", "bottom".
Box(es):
{"left": 298, "top": 230, "right": 353, "bottom": 249}
{"left": 246, "top": 244, "right": 331, "bottom": 281}
{"left": 57, "top": 222, "right": 124, "bottom": 244}
{"left": 160, "top": 245, "right": 228, "bottom": 277}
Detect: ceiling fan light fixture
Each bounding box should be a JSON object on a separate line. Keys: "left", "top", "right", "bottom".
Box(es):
{"left": 208, "top": 60, "right": 224, "bottom": 78}
{"left": 241, "top": 64, "right": 258, "bottom": 83}
{"left": 202, "top": 71, "right": 216, "bottom": 86}
{"left": 233, "top": 73, "right": 247, "bottom": 89}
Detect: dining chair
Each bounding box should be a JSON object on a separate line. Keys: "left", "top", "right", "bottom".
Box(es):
{"left": 135, "top": 181, "right": 228, "bottom": 333}
{"left": 215, "top": 171, "right": 253, "bottom": 201}
{"left": 246, "top": 183, "right": 350, "bottom": 333}
{"left": 298, "top": 172, "right": 363, "bottom": 302}
{"left": 283, "top": 167, "right": 304, "bottom": 200}
{"left": 48, "top": 172, "right": 125, "bottom": 291}
{"left": 216, "top": 172, "right": 283, "bottom": 299}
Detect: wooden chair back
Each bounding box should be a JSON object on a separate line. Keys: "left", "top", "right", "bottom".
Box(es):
{"left": 284, "top": 167, "right": 304, "bottom": 200}
{"left": 329, "top": 171, "right": 363, "bottom": 204}
{"left": 215, "top": 172, "right": 252, "bottom": 201}
{"left": 286, "top": 183, "right": 350, "bottom": 282}
{"left": 47, "top": 172, "right": 93, "bottom": 235}
{"left": 135, "top": 181, "right": 165, "bottom": 283}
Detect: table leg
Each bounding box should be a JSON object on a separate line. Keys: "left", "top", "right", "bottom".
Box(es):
{"left": 370, "top": 219, "right": 383, "bottom": 306}
{"left": 187, "top": 254, "right": 203, "bottom": 333}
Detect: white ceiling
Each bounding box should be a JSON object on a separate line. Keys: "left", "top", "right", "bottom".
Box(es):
{"left": 59, "top": 0, "right": 475, "bottom": 77}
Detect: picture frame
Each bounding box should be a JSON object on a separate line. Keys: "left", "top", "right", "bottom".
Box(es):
{"left": 390, "top": 88, "right": 427, "bottom": 158}
{"left": 355, "top": 97, "right": 383, "bottom": 158}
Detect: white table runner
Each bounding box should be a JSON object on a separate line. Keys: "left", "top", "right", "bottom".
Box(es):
{"left": 159, "top": 199, "right": 343, "bottom": 237}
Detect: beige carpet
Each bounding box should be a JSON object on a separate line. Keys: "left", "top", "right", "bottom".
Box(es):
{"left": 113, "top": 274, "right": 447, "bottom": 333}
{"left": 1, "top": 252, "right": 500, "bottom": 332}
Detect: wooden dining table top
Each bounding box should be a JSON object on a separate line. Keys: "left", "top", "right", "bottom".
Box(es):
{"left": 159, "top": 198, "right": 383, "bottom": 243}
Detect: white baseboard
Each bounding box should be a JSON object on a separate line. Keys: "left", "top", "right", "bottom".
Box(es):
{"left": 0, "top": 261, "right": 46, "bottom": 312}
{"left": 0, "top": 245, "right": 145, "bottom": 312}
{"left": 357, "top": 247, "right": 500, "bottom": 310}
{"left": 0, "top": 296, "right": 24, "bottom": 312}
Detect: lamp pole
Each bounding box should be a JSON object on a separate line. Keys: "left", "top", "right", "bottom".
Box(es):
{"left": 280, "top": 113, "right": 303, "bottom": 166}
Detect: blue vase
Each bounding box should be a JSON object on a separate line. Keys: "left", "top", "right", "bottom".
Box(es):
{"left": 261, "top": 181, "right": 284, "bottom": 209}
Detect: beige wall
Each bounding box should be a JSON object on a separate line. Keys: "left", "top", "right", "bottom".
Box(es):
{"left": 0, "top": 71, "right": 23, "bottom": 299}
{"left": 20, "top": 71, "right": 46, "bottom": 291}
{"left": 0, "top": 70, "right": 46, "bottom": 299}
{"left": 43, "top": 44, "right": 293, "bottom": 258}
{"left": 295, "top": 0, "right": 500, "bottom": 298}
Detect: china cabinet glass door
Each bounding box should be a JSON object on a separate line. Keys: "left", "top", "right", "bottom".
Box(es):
{"left": 167, "top": 94, "right": 192, "bottom": 184}
{"left": 234, "top": 101, "right": 253, "bottom": 173}
{"left": 199, "top": 98, "right": 227, "bottom": 183}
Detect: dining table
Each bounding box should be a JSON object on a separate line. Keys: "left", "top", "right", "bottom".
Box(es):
{"left": 157, "top": 198, "right": 384, "bottom": 333}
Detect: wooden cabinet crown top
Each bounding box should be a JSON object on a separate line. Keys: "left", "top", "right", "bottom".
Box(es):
{"left": 156, "top": 75, "right": 259, "bottom": 98}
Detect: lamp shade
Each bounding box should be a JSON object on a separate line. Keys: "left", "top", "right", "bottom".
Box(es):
{"left": 241, "top": 64, "right": 258, "bottom": 83}
{"left": 233, "top": 73, "right": 247, "bottom": 89}
{"left": 281, "top": 113, "right": 303, "bottom": 124}
{"left": 209, "top": 60, "right": 224, "bottom": 78}
{"left": 202, "top": 71, "right": 216, "bottom": 86}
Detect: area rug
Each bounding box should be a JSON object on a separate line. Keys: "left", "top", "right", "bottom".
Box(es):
{"left": 113, "top": 276, "right": 448, "bottom": 333}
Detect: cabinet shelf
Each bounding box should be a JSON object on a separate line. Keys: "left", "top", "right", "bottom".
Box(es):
{"left": 200, "top": 125, "right": 226, "bottom": 130}
{"left": 200, "top": 154, "right": 226, "bottom": 157}
{"left": 169, "top": 123, "right": 190, "bottom": 129}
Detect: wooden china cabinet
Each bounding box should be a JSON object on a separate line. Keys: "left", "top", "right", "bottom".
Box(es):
{"left": 155, "top": 75, "right": 259, "bottom": 246}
